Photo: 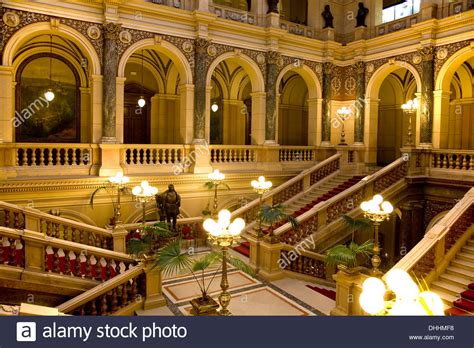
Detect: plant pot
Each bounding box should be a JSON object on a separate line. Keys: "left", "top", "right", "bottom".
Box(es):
{"left": 189, "top": 296, "right": 219, "bottom": 316}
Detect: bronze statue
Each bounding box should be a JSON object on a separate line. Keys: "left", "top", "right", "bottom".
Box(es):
{"left": 155, "top": 194, "right": 166, "bottom": 222}
{"left": 161, "top": 184, "right": 181, "bottom": 230}
{"left": 267, "top": 0, "right": 279, "bottom": 14}
{"left": 356, "top": 2, "right": 369, "bottom": 27}
{"left": 321, "top": 5, "right": 334, "bottom": 29}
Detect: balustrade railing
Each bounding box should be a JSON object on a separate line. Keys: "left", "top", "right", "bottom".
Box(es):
{"left": 375, "top": 14, "right": 418, "bottom": 36}
{"left": 279, "top": 147, "right": 316, "bottom": 162}
{"left": 123, "top": 145, "right": 187, "bottom": 166}
{"left": 276, "top": 158, "right": 408, "bottom": 245}
{"left": 230, "top": 154, "right": 341, "bottom": 226}
{"left": 57, "top": 264, "right": 146, "bottom": 315}
{"left": 280, "top": 245, "right": 333, "bottom": 282}
{"left": 151, "top": 0, "right": 185, "bottom": 10}
{"left": 391, "top": 188, "right": 474, "bottom": 283}
{"left": 430, "top": 150, "right": 474, "bottom": 171}
{"left": 0, "top": 227, "right": 135, "bottom": 279}
{"left": 0, "top": 201, "right": 113, "bottom": 249}
{"left": 210, "top": 4, "right": 256, "bottom": 25}
{"left": 280, "top": 20, "right": 315, "bottom": 39}
{"left": 209, "top": 145, "right": 256, "bottom": 163}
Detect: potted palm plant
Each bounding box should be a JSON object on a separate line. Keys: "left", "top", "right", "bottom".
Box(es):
{"left": 127, "top": 221, "right": 177, "bottom": 258}
{"left": 325, "top": 215, "right": 373, "bottom": 272}
{"left": 89, "top": 182, "right": 130, "bottom": 226}
{"left": 154, "top": 239, "right": 254, "bottom": 315}
{"left": 258, "top": 204, "right": 298, "bottom": 243}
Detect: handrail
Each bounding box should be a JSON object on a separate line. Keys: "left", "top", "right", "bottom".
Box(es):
{"left": 230, "top": 154, "right": 341, "bottom": 220}
{"left": 388, "top": 187, "right": 474, "bottom": 282}
{"left": 0, "top": 201, "right": 111, "bottom": 237}
{"left": 275, "top": 157, "right": 407, "bottom": 236}
{"left": 57, "top": 263, "right": 145, "bottom": 313}
{"left": 120, "top": 216, "right": 204, "bottom": 232}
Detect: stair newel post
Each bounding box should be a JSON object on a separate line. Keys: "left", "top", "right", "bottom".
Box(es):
{"left": 143, "top": 260, "right": 166, "bottom": 310}
{"left": 22, "top": 230, "right": 45, "bottom": 273}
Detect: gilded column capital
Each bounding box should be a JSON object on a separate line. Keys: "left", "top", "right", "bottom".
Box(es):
{"left": 266, "top": 51, "right": 282, "bottom": 65}
{"left": 103, "top": 22, "right": 122, "bottom": 40}
{"left": 354, "top": 61, "right": 365, "bottom": 74}
{"left": 323, "top": 62, "right": 334, "bottom": 74}
{"left": 419, "top": 46, "right": 435, "bottom": 61}
{"left": 195, "top": 38, "right": 211, "bottom": 54}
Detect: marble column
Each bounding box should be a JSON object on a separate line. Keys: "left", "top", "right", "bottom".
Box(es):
{"left": 0, "top": 66, "right": 14, "bottom": 143}
{"left": 101, "top": 23, "right": 121, "bottom": 144}
{"left": 178, "top": 84, "right": 195, "bottom": 144}
{"left": 321, "top": 62, "right": 333, "bottom": 145}
{"left": 354, "top": 61, "right": 365, "bottom": 145}
{"left": 264, "top": 51, "right": 280, "bottom": 145}
{"left": 193, "top": 38, "right": 210, "bottom": 144}
{"left": 90, "top": 75, "right": 103, "bottom": 143}
{"left": 420, "top": 46, "right": 434, "bottom": 146}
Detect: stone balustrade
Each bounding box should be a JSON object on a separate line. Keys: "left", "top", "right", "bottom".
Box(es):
{"left": 56, "top": 264, "right": 147, "bottom": 315}
{"left": 391, "top": 187, "right": 474, "bottom": 283}
{"left": 209, "top": 145, "right": 257, "bottom": 163}
{"left": 276, "top": 157, "right": 408, "bottom": 246}
{"left": 279, "top": 20, "right": 315, "bottom": 39}
{"left": 0, "top": 201, "right": 120, "bottom": 251}
{"left": 210, "top": 4, "right": 256, "bottom": 25}
{"left": 279, "top": 146, "right": 317, "bottom": 162}
{"left": 0, "top": 226, "right": 135, "bottom": 278}
{"left": 280, "top": 246, "right": 331, "bottom": 281}
{"left": 230, "top": 154, "right": 341, "bottom": 228}
{"left": 430, "top": 150, "right": 474, "bottom": 171}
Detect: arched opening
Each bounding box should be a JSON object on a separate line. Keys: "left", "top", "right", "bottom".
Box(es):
{"left": 440, "top": 57, "right": 474, "bottom": 149}
{"left": 377, "top": 68, "right": 417, "bottom": 165}
{"left": 206, "top": 53, "right": 265, "bottom": 145}
{"left": 123, "top": 49, "right": 182, "bottom": 144}
{"left": 278, "top": 71, "right": 309, "bottom": 145}
{"left": 209, "top": 60, "right": 252, "bottom": 145}
{"left": 12, "top": 34, "right": 89, "bottom": 143}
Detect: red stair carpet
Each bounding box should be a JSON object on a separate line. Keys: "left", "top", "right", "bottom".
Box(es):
{"left": 233, "top": 241, "right": 250, "bottom": 257}
{"left": 306, "top": 284, "right": 336, "bottom": 301}
{"left": 444, "top": 282, "right": 474, "bottom": 316}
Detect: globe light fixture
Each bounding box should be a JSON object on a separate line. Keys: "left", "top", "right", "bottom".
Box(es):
{"left": 108, "top": 171, "right": 130, "bottom": 225}
{"left": 336, "top": 106, "right": 352, "bottom": 146}
{"left": 203, "top": 209, "right": 245, "bottom": 315}
{"left": 360, "top": 194, "right": 393, "bottom": 274}
{"left": 44, "top": 89, "right": 55, "bottom": 102}
{"left": 251, "top": 176, "right": 272, "bottom": 238}
{"left": 401, "top": 97, "right": 418, "bottom": 146}
{"left": 208, "top": 169, "right": 225, "bottom": 216}
{"left": 359, "top": 269, "right": 444, "bottom": 316}
{"left": 132, "top": 180, "right": 158, "bottom": 227}
{"left": 211, "top": 102, "right": 219, "bottom": 112}
{"left": 137, "top": 96, "right": 146, "bottom": 108}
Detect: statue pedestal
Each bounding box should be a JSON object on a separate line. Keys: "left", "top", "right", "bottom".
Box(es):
{"left": 321, "top": 28, "right": 335, "bottom": 41}
{"left": 354, "top": 27, "right": 367, "bottom": 41}
{"left": 266, "top": 12, "right": 280, "bottom": 28}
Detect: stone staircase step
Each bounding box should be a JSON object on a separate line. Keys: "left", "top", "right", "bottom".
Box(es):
{"left": 439, "top": 273, "right": 472, "bottom": 288}
{"left": 451, "top": 259, "right": 474, "bottom": 271}
{"left": 432, "top": 288, "right": 459, "bottom": 306}
{"left": 467, "top": 239, "right": 474, "bottom": 247}
{"left": 445, "top": 266, "right": 474, "bottom": 280}
{"left": 457, "top": 252, "right": 474, "bottom": 262}
{"left": 462, "top": 245, "right": 474, "bottom": 254}
{"left": 431, "top": 280, "right": 465, "bottom": 297}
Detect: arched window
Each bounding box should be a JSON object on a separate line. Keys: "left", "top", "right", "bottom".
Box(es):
{"left": 15, "top": 54, "right": 80, "bottom": 142}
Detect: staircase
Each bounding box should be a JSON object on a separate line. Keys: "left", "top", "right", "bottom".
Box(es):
{"left": 433, "top": 236, "right": 474, "bottom": 316}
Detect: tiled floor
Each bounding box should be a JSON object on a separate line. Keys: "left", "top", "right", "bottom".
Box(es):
{"left": 139, "top": 262, "right": 335, "bottom": 316}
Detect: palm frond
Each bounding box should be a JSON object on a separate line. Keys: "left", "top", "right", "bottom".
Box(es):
{"left": 153, "top": 240, "right": 193, "bottom": 277}
{"left": 144, "top": 221, "right": 175, "bottom": 238}
{"left": 127, "top": 238, "right": 148, "bottom": 256}
{"left": 204, "top": 181, "right": 215, "bottom": 190}
{"left": 192, "top": 251, "right": 221, "bottom": 272}
{"left": 325, "top": 245, "right": 357, "bottom": 268}
{"left": 348, "top": 240, "right": 374, "bottom": 259}
{"left": 226, "top": 255, "right": 255, "bottom": 277}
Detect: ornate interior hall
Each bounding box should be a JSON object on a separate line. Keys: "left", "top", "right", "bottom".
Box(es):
{"left": 0, "top": 0, "right": 473, "bottom": 317}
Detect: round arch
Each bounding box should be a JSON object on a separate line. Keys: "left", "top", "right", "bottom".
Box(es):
{"left": 206, "top": 52, "right": 265, "bottom": 92}
{"left": 436, "top": 46, "right": 474, "bottom": 92}
{"left": 276, "top": 63, "right": 322, "bottom": 99}
{"left": 366, "top": 61, "right": 422, "bottom": 100}
{"left": 118, "top": 38, "right": 193, "bottom": 85}
{"left": 3, "top": 22, "right": 101, "bottom": 75}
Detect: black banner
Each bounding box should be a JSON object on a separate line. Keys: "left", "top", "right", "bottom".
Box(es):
{"left": 2, "top": 316, "right": 473, "bottom": 348}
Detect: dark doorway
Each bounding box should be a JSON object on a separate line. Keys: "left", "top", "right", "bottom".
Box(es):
{"left": 124, "top": 83, "right": 152, "bottom": 144}
{"left": 244, "top": 98, "right": 252, "bottom": 145}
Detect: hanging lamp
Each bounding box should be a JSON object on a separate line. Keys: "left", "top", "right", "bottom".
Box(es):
{"left": 44, "top": 34, "right": 55, "bottom": 102}
{"left": 137, "top": 49, "right": 146, "bottom": 108}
